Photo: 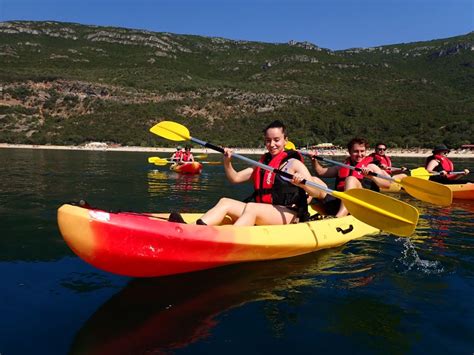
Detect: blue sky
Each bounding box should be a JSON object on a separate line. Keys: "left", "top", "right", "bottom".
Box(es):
{"left": 0, "top": 0, "right": 472, "bottom": 50}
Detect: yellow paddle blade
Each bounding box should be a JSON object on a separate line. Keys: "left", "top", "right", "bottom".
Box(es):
{"left": 285, "top": 141, "right": 296, "bottom": 150}
{"left": 397, "top": 176, "right": 452, "bottom": 206}
{"left": 410, "top": 167, "right": 431, "bottom": 180}
{"left": 148, "top": 156, "right": 162, "bottom": 163}
{"left": 195, "top": 154, "right": 208, "bottom": 159}
{"left": 149, "top": 121, "right": 190, "bottom": 141}
{"left": 333, "top": 188, "right": 419, "bottom": 237}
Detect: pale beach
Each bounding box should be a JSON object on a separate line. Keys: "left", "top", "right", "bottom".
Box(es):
{"left": 1, "top": 143, "right": 473, "bottom": 158}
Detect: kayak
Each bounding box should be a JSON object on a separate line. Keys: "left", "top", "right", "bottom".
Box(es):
{"left": 170, "top": 162, "right": 202, "bottom": 174}
{"left": 382, "top": 182, "right": 473, "bottom": 200}
{"left": 447, "top": 183, "right": 474, "bottom": 200}
{"left": 57, "top": 203, "right": 380, "bottom": 278}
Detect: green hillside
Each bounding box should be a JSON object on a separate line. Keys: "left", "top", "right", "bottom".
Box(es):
{"left": 0, "top": 21, "right": 473, "bottom": 148}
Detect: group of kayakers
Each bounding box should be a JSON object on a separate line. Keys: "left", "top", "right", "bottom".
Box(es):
{"left": 168, "top": 120, "right": 471, "bottom": 226}
{"left": 170, "top": 145, "right": 194, "bottom": 163}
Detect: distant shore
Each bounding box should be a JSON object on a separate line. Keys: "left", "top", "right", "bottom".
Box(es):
{"left": 1, "top": 143, "right": 474, "bottom": 158}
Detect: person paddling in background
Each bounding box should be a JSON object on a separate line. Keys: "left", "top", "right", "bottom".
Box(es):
{"left": 369, "top": 142, "right": 407, "bottom": 174}
{"left": 168, "top": 120, "right": 328, "bottom": 226}
{"left": 179, "top": 145, "right": 195, "bottom": 163}
{"left": 425, "top": 144, "right": 471, "bottom": 184}
{"left": 308, "top": 138, "right": 397, "bottom": 217}
{"left": 170, "top": 146, "right": 183, "bottom": 162}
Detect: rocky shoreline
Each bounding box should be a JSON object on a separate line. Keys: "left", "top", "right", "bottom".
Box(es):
{"left": 1, "top": 143, "right": 474, "bottom": 158}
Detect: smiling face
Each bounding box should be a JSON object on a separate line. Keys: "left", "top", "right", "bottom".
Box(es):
{"left": 349, "top": 143, "right": 367, "bottom": 163}
{"left": 264, "top": 127, "right": 287, "bottom": 156}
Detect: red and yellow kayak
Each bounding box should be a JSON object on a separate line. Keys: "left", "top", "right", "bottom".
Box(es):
{"left": 170, "top": 162, "right": 202, "bottom": 174}
{"left": 57, "top": 203, "right": 380, "bottom": 278}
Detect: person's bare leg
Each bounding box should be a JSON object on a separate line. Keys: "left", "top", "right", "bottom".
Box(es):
{"left": 336, "top": 176, "right": 362, "bottom": 217}
{"left": 198, "top": 197, "right": 246, "bottom": 225}
{"left": 233, "top": 203, "right": 297, "bottom": 226}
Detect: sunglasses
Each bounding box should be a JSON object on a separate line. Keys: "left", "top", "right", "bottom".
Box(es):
{"left": 376, "top": 147, "right": 386, "bottom": 151}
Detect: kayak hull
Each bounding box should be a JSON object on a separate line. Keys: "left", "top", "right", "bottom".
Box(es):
{"left": 57, "top": 204, "right": 380, "bottom": 278}
{"left": 170, "top": 162, "right": 202, "bottom": 174}
{"left": 448, "top": 183, "right": 474, "bottom": 200}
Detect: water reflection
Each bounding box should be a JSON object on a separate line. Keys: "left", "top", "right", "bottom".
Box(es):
{"left": 69, "top": 246, "right": 385, "bottom": 354}
{"left": 147, "top": 170, "right": 203, "bottom": 195}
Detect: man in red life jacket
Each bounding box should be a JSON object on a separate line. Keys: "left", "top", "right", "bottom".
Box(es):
{"left": 309, "top": 138, "right": 392, "bottom": 217}
{"left": 168, "top": 120, "right": 328, "bottom": 226}
{"left": 425, "top": 144, "right": 471, "bottom": 184}
{"left": 170, "top": 146, "right": 183, "bottom": 162}
{"left": 369, "top": 142, "right": 407, "bottom": 175}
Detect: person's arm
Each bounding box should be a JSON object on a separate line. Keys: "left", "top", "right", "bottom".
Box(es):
{"left": 307, "top": 151, "right": 339, "bottom": 177}
{"left": 361, "top": 164, "right": 391, "bottom": 188}
{"left": 189, "top": 153, "right": 194, "bottom": 162}
{"left": 287, "top": 159, "right": 328, "bottom": 199}
{"left": 223, "top": 148, "right": 254, "bottom": 183}
{"left": 453, "top": 169, "right": 470, "bottom": 180}
{"left": 426, "top": 160, "right": 443, "bottom": 175}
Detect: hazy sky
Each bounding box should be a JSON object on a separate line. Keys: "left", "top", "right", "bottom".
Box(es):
{"left": 0, "top": 0, "right": 472, "bottom": 50}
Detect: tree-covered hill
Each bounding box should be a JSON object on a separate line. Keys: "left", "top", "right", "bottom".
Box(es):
{"left": 0, "top": 21, "right": 473, "bottom": 148}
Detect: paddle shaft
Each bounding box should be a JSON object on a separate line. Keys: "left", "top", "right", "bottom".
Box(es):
{"left": 391, "top": 166, "right": 465, "bottom": 176}
{"left": 190, "top": 137, "right": 333, "bottom": 194}
{"left": 420, "top": 171, "right": 466, "bottom": 176}
{"left": 302, "top": 152, "right": 399, "bottom": 183}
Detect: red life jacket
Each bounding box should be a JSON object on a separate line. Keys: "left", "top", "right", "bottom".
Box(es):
{"left": 181, "top": 151, "right": 192, "bottom": 162}
{"left": 253, "top": 150, "right": 307, "bottom": 210}
{"left": 335, "top": 156, "right": 374, "bottom": 191}
{"left": 425, "top": 154, "right": 455, "bottom": 179}
{"left": 369, "top": 152, "right": 392, "bottom": 173}
{"left": 173, "top": 150, "right": 183, "bottom": 160}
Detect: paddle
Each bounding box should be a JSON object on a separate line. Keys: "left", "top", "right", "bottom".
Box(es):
{"left": 295, "top": 151, "right": 452, "bottom": 206}
{"left": 150, "top": 121, "right": 419, "bottom": 236}
{"left": 411, "top": 167, "right": 467, "bottom": 178}
{"left": 149, "top": 156, "right": 221, "bottom": 166}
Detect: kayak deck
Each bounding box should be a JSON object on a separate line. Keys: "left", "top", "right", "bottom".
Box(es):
{"left": 57, "top": 204, "right": 380, "bottom": 277}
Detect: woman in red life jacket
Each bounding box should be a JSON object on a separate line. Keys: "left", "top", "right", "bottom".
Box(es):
{"left": 308, "top": 138, "right": 393, "bottom": 217}
{"left": 179, "top": 146, "right": 195, "bottom": 163}
{"left": 170, "top": 146, "right": 183, "bottom": 162}
{"left": 168, "top": 120, "right": 328, "bottom": 226}
{"left": 369, "top": 142, "right": 407, "bottom": 175}
{"left": 425, "top": 144, "right": 471, "bottom": 184}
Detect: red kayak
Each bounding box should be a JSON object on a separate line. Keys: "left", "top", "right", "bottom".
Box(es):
{"left": 170, "top": 162, "right": 202, "bottom": 174}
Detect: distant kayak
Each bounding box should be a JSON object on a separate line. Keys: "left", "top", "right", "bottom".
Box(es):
{"left": 170, "top": 162, "right": 203, "bottom": 174}
{"left": 57, "top": 203, "right": 380, "bottom": 278}
{"left": 447, "top": 183, "right": 474, "bottom": 200}
{"left": 382, "top": 182, "right": 473, "bottom": 200}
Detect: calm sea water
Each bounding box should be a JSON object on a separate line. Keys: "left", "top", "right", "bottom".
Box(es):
{"left": 1, "top": 149, "right": 473, "bottom": 355}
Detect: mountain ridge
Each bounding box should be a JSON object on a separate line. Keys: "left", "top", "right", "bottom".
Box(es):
{"left": 0, "top": 20, "right": 473, "bottom": 148}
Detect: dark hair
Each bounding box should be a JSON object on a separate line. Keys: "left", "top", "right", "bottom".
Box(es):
{"left": 347, "top": 137, "right": 369, "bottom": 151}
{"left": 263, "top": 120, "right": 287, "bottom": 137}
{"left": 375, "top": 142, "right": 386, "bottom": 148}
